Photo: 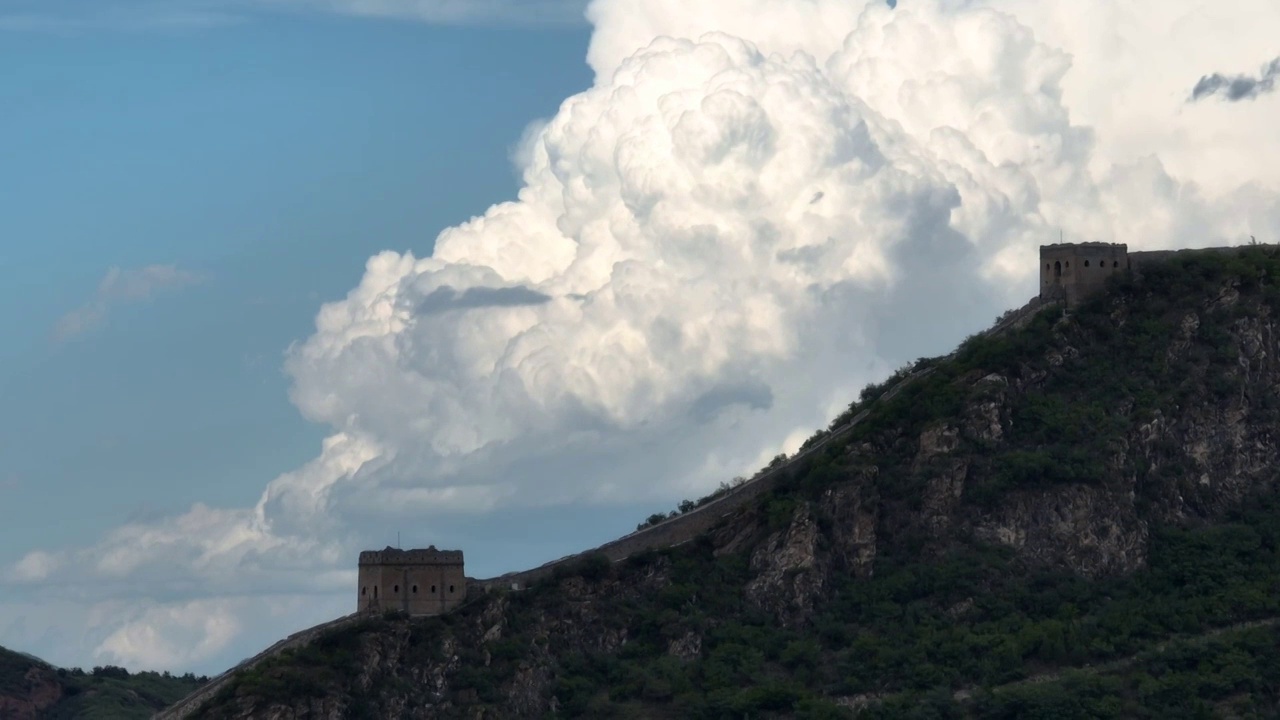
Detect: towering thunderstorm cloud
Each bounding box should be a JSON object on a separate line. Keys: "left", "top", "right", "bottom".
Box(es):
{"left": 4, "top": 0, "right": 1280, "bottom": 673}
{"left": 1191, "top": 57, "right": 1280, "bottom": 102}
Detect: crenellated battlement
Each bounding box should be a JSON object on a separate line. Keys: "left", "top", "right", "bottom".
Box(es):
{"left": 1041, "top": 241, "right": 1269, "bottom": 307}
{"left": 358, "top": 546, "right": 463, "bottom": 566}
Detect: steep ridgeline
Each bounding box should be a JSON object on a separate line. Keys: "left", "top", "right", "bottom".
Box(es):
{"left": 474, "top": 294, "right": 1050, "bottom": 594}
{"left": 154, "top": 308, "right": 978, "bottom": 720}
{"left": 185, "top": 248, "right": 1280, "bottom": 719}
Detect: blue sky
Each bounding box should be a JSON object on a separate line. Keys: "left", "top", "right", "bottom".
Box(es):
{"left": 0, "top": 12, "right": 610, "bottom": 570}
{"left": 1, "top": 0, "right": 1277, "bottom": 676}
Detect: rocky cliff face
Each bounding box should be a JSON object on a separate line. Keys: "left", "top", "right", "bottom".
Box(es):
{"left": 190, "top": 248, "right": 1280, "bottom": 719}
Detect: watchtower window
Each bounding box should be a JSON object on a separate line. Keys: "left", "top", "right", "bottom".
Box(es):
{"left": 1113, "top": 260, "right": 1119, "bottom": 267}
{"left": 449, "top": 585, "right": 455, "bottom": 594}
{"left": 361, "top": 587, "right": 366, "bottom": 596}
{"left": 393, "top": 584, "right": 399, "bottom": 594}
{"left": 1084, "top": 260, "right": 1090, "bottom": 267}
{"left": 412, "top": 585, "right": 418, "bottom": 594}
{"left": 1065, "top": 261, "right": 1070, "bottom": 268}
{"left": 431, "top": 585, "right": 437, "bottom": 594}
{"left": 1054, "top": 261, "right": 1062, "bottom": 278}
{"left": 373, "top": 586, "right": 378, "bottom": 598}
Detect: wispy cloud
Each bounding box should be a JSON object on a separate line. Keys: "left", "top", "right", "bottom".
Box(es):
{"left": 8, "top": 551, "right": 59, "bottom": 583}
{"left": 1190, "top": 57, "right": 1280, "bottom": 102}
{"left": 53, "top": 265, "right": 202, "bottom": 343}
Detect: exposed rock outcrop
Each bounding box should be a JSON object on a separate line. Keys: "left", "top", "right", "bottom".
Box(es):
{"left": 745, "top": 504, "right": 826, "bottom": 626}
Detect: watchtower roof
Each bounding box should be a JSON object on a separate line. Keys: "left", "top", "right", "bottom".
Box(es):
{"left": 1040, "top": 241, "right": 1128, "bottom": 251}
{"left": 358, "top": 545, "right": 464, "bottom": 565}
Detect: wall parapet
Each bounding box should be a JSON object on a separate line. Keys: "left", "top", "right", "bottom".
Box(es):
{"left": 476, "top": 366, "right": 954, "bottom": 591}
{"left": 359, "top": 547, "right": 464, "bottom": 565}
{"left": 476, "top": 293, "right": 1062, "bottom": 592}
{"left": 1128, "top": 245, "right": 1262, "bottom": 269}
{"left": 1041, "top": 241, "right": 1267, "bottom": 307}
{"left": 449, "top": 243, "right": 1280, "bottom": 594}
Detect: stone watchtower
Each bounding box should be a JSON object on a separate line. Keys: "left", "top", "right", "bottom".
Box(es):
{"left": 1040, "top": 242, "right": 1129, "bottom": 307}
{"left": 357, "top": 546, "right": 465, "bottom": 616}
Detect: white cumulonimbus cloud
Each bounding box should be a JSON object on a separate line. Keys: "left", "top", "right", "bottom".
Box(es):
{"left": 5, "top": 0, "right": 1280, "bottom": 673}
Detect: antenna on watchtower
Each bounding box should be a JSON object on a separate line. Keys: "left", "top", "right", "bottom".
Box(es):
{"left": 397, "top": 531, "right": 401, "bottom": 549}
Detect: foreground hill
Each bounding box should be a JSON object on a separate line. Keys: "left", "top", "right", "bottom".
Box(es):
{"left": 0, "top": 645, "right": 206, "bottom": 719}
{"left": 192, "top": 247, "right": 1280, "bottom": 718}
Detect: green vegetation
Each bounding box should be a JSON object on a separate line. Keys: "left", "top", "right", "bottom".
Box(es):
{"left": 200, "top": 248, "right": 1280, "bottom": 718}
{"left": 527, "top": 489, "right": 1280, "bottom": 718}
{"left": 203, "top": 496, "right": 1280, "bottom": 718}
{"left": 0, "top": 647, "right": 208, "bottom": 719}
{"left": 787, "top": 246, "right": 1280, "bottom": 517}
{"left": 866, "top": 623, "right": 1280, "bottom": 719}
{"left": 635, "top": 474, "right": 752, "bottom": 531}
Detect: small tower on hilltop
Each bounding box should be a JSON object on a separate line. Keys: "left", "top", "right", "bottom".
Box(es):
{"left": 1040, "top": 242, "right": 1129, "bottom": 307}
{"left": 357, "top": 546, "right": 466, "bottom": 616}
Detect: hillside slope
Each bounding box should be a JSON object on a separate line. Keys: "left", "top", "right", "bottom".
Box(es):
{"left": 187, "top": 247, "right": 1280, "bottom": 719}
{"left": 0, "top": 646, "right": 206, "bottom": 719}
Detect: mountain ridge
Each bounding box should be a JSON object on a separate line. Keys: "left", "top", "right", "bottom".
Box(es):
{"left": 1, "top": 243, "right": 1269, "bottom": 718}
{"left": 153, "top": 295, "right": 1029, "bottom": 720}
{"left": 172, "top": 245, "right": 1280, "bottom": 718}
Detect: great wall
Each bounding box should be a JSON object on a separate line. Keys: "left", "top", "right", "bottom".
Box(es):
{"left": 155, "top": 241, "right": 1266, "bottom": 718}
{"left": 153, "top": 291, "right": 1050, "bottom": 720}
